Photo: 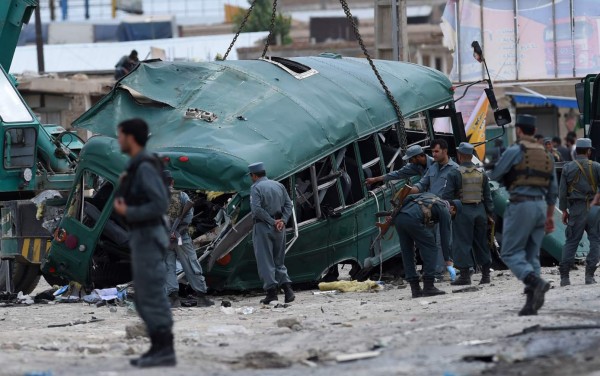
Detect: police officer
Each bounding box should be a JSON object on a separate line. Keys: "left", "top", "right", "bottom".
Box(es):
{"left": 248, "top": 162, "right": 295, "bottom": 304}
{"left": 410, "top": 139, "right": 459, "bottom": 278}
{"left": 558, "top": 138, "right": 600, "bottom": 286}
{"left": 163, "top": 170, "right": 215, "bottom": 308}
{"left": 393, "top": 192, "right": 458, "bottom": 298}
{"left": 112, "top": 119, "right": 175, "bottom": 368}
{"left": 442, "top": 142, "right": 494, "bottom": 285}
{"left": 490, "top": 115, "right": 558, "bottom": 316}
{"left": 365, "top": 145, "right": 433, "bottom": 185}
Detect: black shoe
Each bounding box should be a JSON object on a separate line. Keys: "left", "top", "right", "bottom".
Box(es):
{"left": 451, "top": 269, "right": 471, "bottom": 286}
{"left": 195, "top": 292, "right": 215, "bottom": 307}
{"left": 260, "top": 288, "right": 278, "bottom": 304}
{"left": 524, "top": 272, "right": 550, "bottom": 312}
{"left": 585, "top": 265, "right": 597, "bottom": 285}
{"left": 168, "top": 291, "right": 181, "bottom": 308}
{"left": 518, "top": 287, "right": 536, "bottom": 316}
{"left": 559, "top": 264, "right": 571, "bottom": 287}
{"left": 479, "top": 263, "right": 491, "bottom": 284}
{"left": 132, "top": 330, "right": 176, "bottom": 368}
{"left": 409, "top": 281, "right": 422, "bottom": 298}
{"left": 422, "top": 279, "right": 446, "bottom": 296}
{"left": 281, "top": 283, "right": 295, "bottom": 303}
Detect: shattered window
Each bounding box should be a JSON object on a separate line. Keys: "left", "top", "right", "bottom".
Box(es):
{"left": 339, "top": 143, "right": 365, "bottom": 205}
{"left": 358, "top": 135, "right": 384, "bottom": 189}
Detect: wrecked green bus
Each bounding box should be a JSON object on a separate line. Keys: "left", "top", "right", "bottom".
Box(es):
{"left": 41, "top": 56, "right": 585, "bottom": 290}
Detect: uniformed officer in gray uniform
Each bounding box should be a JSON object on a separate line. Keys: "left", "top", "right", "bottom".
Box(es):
{"left": 113, "top": 119, "right": 175, "bottom": 368}
{"left": 558, "top": 138, "right": 600, "bottom": 286}
{"left": 248, "top": 162, "right": 295, "bottom": 304}
{"left": 393, "top": 192, "right": 458, "bottom": 298}
{"left": 490, "top": 114, "right": 558, "bottom": 316}
{"left": 365, "top": 145, "right": 433, "bottom": 185}
{"left": 410, "top": 139, "right": 459, "bottom": 277}
{"left": 163, "top": 170, "right": 214, "bottom": 308}
{"left": 442, "top": 142, "right": 494, "bottom": 285}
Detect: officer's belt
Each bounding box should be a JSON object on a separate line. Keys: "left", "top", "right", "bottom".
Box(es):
{"left": 509, "top": 195, "right": 544, "bottom": 203}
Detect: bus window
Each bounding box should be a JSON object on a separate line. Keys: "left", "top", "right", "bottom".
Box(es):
{"left": 378, "top": 128, "right": 400, "bottom": 172}
{"left": 340, "top": 142, "right": 365, "bottom": 205}
{"left": 357, "top": 135, "right": 383, "bottom": 188}
{"left": 66, "top": 171, "right": 114, "bottom": 229}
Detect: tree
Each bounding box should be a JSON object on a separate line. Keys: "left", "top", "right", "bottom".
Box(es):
{"left": 233, "top": 0, "right": 292, "bottom": 46}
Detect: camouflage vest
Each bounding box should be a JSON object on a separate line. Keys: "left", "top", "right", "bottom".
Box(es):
{"left": 459, "top": 165, "right": 484, "bottom": 204}
{"left": 505, "top": 137, "right": 553, "bottom": 190}
{"left": 167, "top": 189, "right": 183, "bottom": 220}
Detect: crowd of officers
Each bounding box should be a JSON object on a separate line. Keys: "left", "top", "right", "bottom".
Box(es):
{"left": 369, "top": 114, "right": 600, "bottom": 317}
{"left": 108, "top": 115, "right": 600, "bottom": 368}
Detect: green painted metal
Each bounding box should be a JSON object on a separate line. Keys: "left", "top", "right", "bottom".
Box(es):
{"left": 0, "top": 0, "right": 37, "bottom": 72}
{"left": 73, "top": 58, "right": 454, "bottom": 193}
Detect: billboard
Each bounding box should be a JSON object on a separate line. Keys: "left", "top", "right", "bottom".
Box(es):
{"left": 442, "top": 0, "right": 600, "bottom": 82}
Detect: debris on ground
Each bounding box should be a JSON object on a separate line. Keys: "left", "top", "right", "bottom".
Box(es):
{"left": 452, "top": 286, "right": 481, "bottom": 294}
{"left": 125, "top": 322, "right": 148, "bottom": 339}
{"left": 335, "top": 351, "right": 381, "bottom": 362}
{"left": 238, "top": 351, "right": 292, "bottom": 369}
{"left": 276, "top": 318, "right": 302, "bottom": 331}
{"left": 318, "top": 280, "right": 382, "bottom": 293}
{"left": 47, "top": 317, "right": 104, "bottom": 328}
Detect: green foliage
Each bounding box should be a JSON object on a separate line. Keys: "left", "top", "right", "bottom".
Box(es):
{"left": 233, "top": 0, "right": 292, "bottom": 45}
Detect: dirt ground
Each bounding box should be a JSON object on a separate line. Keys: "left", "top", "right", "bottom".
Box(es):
{"left": 2, "top": 267, "right": 600, "bottom": 376}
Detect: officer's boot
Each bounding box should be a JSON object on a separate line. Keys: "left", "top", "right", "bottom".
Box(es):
{"left": 195, "top": 292, "right": 215, "bottom": 307}
{"left": 422, "top": 278, "right": 446, "bottom": 296}
{"left": 409, "top": 280, "right": 422, "bottom": 298}
{"left": 136, "top": 330, "right": 177, "bottom": 368}
{"left": 585, "top": 264, "right": 598, "bottom": 285}
{"left": 167, "top": 291, "right": 181, "bottom": 308}
{"left": 260, "top": 288, "right": 278, "bottom": 304}
{"left": 281, "top": 283, "right": 295, "bottom": 303}
{"left": 451, "top": 268, "right": 471, "bottom": 286}
{"left": 479, "top": 264, "right": 491, "bottom": 285}
{"left": 518, "top": 286, "right": 536, "bottom": 316}
{"left": 523, "top": 272, "right": 550, "bottom": 312}
{"left": 559, "top": 263, "right": 571, "bottom": 287}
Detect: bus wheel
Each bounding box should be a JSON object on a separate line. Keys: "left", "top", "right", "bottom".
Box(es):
{"left": 0, "top": 259, "right": 41, "bottom": 295}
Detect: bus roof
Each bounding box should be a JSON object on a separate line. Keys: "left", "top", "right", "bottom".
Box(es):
{"left": 74, "top": 56, "right": 453, "bottom": 192}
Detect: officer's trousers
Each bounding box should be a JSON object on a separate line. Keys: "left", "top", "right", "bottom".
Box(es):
{"left": 561, "top": 201, "right": 600, "bottom": 268}
{"left": 394, "top": 212, "right": 437, "bottom": 281}
{"left": 129, "top": 226, "right": 173, "bottom": 334}
{"left": 253, "top": 222, "right": 291, "bottom": 290}
{"left": 452, "top": 203, "right": 491, "bottom": 269}
{"left": 165, "top": 238, "right": 208, "bottom": 295}
{"left": 501, "top": 200, "right": 545, "bottom": 281}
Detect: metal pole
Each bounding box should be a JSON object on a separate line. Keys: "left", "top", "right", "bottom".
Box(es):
{"left": 310, "top": 165, "right": 322, "bottom": 219}
{"left": 479, "top": 0, "right": 484, "bottom": 80}
{"left": 455, "top": 1, "right": 461, "bottom": 81}
{"left": 398, "top": 0, "right": 408, "bottom": 61}
{"left": 513, "top": 0, "right": 519, "bottom": 80}
{"left": 34, "top": 6, "right": 45, "bottom": 74}
{"left": 570, "top": 0, "right": 575, "bottom": 77}
{"left": 391, "top": 0, "right": 399, "bottom": 61}
{"left": 84, "top": 0, "right": 89, "bottom": 19}
{"left": 49, "top": 0, "right": 55, "bottom": 21}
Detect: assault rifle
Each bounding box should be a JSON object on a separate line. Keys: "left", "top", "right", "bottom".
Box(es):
{"left": 374, "top": 184, "right": 413, "bottom": 237}
{"left": 169, "top": 200, "right": 195, "bottom": 250}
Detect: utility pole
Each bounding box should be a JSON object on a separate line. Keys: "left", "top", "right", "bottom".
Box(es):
{"left": 34, "top": 6, "right": 45, "bottom": 73}
{"left": 375, "top": 0, "right": 409, "bottom": 61}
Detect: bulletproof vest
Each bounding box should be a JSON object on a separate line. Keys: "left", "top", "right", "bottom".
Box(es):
{"left": 568, "top": 159, "right": 597, "bottom": 197}
{"left": 459, "top": 165, "right": 484, "bottom": 204}
{"left": 505, "top": 137, "right": 553, "bottom": 190}
{"left": 415, "top": 194, "right": 443, "bottom": 227}
{"left": 117, "top": 153, "right": 165, "bottom": 206}
{"left": 167, "top": 189, "right": 183, "bottom": 220}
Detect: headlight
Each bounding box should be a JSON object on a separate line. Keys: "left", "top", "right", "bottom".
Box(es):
{"left": 22, "top": 168, "right": 32, "bottom": 182}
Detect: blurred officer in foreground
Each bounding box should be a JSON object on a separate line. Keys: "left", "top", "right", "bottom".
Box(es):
{"left": 113, "top": 118, "right": 175, "bottom": 368}
{"left": 490, "top": 115, "right": 557, "bottom": 316}
{"left": 248, "top": 162, "right": 295, "bottom": 304}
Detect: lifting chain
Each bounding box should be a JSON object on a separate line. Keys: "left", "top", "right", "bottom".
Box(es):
{"left": 223, "top": 0, "right": 279, "bottom": 61}
{"left": 222, "top": 0, "right": 258, "bottom": 61}
{"left": 338, "top": 0, "right": 408, "bottom": 152}
{"left": 261, "top": 0, "right": 278, "bottom": 58}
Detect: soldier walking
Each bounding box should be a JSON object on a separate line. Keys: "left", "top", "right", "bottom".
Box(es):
{"left": 558, "top": 138, "right": 600, "bottom": 286}
{"left": 393, "top": 192, "right": 458, "bottom": 298}
{"left": 490, "top": 115, "right": 558, "bottom": 316}
{"left": 248, "top": 162, "right": 295, "bottom": 304}
{"left": 442, "top": 142, "right": 494, "bottom": 285}
{"left": 163, "top": 170, "right": 215, "bottom": 308}
{"left": 112, "top": 118, "right": 176, "bottom": 367}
